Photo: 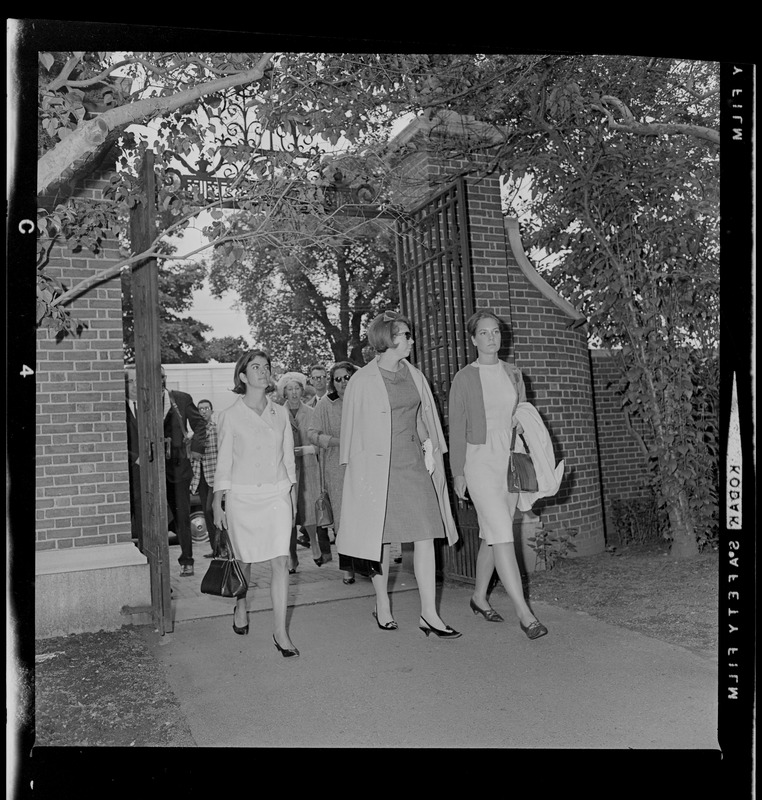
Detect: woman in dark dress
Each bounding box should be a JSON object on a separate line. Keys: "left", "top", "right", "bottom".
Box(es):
{"left": 338, "top": 311, "right": 461, "bottom": 638}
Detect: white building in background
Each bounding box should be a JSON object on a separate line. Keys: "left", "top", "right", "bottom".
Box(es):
{"left": 163, "top": 362, "right": 238, "bottom": 418}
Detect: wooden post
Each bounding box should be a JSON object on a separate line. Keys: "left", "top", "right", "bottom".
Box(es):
{"left": 129, "top": 149, "right": 173, "bottom": 634}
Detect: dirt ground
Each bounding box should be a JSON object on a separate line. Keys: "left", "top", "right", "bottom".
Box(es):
{"left": 523, "top": 542, "right": 718, "bottom": 657}
{"left": 30, "top": 542, "right": 718, "bottom": 746}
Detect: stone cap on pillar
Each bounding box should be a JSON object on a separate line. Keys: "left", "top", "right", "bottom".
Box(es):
{"left": 504, "top": 216, "right": 587, "bottom": 330}
{"left": 386, "top": 109, "right": 509, "bottom": 155}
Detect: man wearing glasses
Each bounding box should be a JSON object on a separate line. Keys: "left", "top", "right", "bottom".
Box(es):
{"left": 306, "top": 364, "right": 328, "bottom": 408}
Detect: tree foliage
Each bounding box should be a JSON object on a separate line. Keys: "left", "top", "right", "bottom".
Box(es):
{"left": 199, "top": 336, "right": 253, "bottom": 364}
{"left": 121, "top": 259, "right": 211, "bottom": 363}
{"left": 210, "top": 221, "right": 398, "bottom": 368}
{"left": 33, "top": 49, "right": 720, "bottom": 554}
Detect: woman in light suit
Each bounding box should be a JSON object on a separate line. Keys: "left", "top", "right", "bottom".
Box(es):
{"left": 338, "top": 311, "right": 461, "bottom": 638}
{"left": 449, "top": 310, "right": 548, "bottom": 640}
{"left": 213, "top": 350, "right": 300, "bottom": 657}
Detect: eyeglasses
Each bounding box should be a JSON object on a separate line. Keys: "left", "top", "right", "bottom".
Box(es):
{"left": 333, "top": 375, "right": 351, "bottom": 384}
{"left": 395, "top": 331, "right": 413, "bottom": 340}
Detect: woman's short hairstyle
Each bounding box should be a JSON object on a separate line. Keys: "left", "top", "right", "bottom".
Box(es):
{"left": 367, "top": 310, "right": 412, "bottom": 353}
{"left": 232, "top": 349, "right": 272, "bottom": 395}
{"left": 276, "top": 371, "right": 308, "bottom": 398}
{"left": 328, "top": 360, "right": 358, "bottom": 392}
{"left": 466, "top": 310, "right": 504, "bottom": 339}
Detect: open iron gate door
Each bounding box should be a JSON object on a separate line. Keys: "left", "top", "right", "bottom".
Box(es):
{"left": 129, "top": 150, "right": 173, "bottom": 634}
{"left": 395, "top": 177, "right": 482, "bottom": 581}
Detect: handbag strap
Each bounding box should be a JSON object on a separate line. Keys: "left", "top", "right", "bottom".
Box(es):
{"left": 219, "top": 525, "right": 238, "bottom": 561}
{"left": 510, "top": 425, "right": 531, "bottom": 455}
{"left": 509, "top": 378, "right": 531, "bottom": 455}
{"left": 317, "top": 449, "right": 326, "bottom": 493}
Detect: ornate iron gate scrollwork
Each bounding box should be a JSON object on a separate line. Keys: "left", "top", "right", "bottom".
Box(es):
{"left": 395, "top": 177, "right": 482, "bottom": 581}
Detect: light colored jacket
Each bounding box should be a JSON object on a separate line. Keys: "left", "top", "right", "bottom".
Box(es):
{"left": 513, "top": 402, "right": 565, "bottom": 512}
{"left": 214, "top": 396, "right": 296, "bottom": 493}
{"left": 338, "top": 357, "right": 458, "bottom": 561}
{"left": 448, "top": 360, "right": 527, "bottom": 478}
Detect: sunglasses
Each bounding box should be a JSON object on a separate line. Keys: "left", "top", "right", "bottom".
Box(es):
{"left": 333, "top": 375, "right": 351, "bottom": 384}
{"left": 395, "top": 331, "right": 413, "bottom": 340}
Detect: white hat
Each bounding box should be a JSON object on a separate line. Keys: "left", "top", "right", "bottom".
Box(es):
{"left": 277, "top": 371, "right": 307, "bottom": 397}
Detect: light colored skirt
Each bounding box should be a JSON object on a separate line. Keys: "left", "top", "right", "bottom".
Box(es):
{"left": 226, "top": 480, "right": 292, "bottom": 563}
{"left": 464, "top": 428, "right": 519, "bottom": 545}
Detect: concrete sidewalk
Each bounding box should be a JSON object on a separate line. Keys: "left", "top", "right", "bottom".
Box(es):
{"left": 150, "top": 540, "right": 719, "bottom": 750}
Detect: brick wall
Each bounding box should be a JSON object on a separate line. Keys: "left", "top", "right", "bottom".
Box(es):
{"left": 506, "top": 253, "right": 604, "bottom": 555}
{"left": 388, "top": 130, "right": 605, "bottom": 557}
{"left": 36, "top": 170, "right": 132, "bottom": 551}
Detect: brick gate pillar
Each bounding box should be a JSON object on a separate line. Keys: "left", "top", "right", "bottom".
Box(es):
{"left": 35, "top": 168, "right": 150, "bottom": 637}
{"left": 387, "top": 112, "right": 605, "bottom": 558}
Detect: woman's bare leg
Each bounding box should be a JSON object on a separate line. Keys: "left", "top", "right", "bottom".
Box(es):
{"left": 234, "top": 563, "right": 252, "bottom": 627}
{"left": 414, "top": 538, "right": 449, "bottom": 629}
{"left": 270, "top": 556, "right": 295, "bottom": 649}
{"left": 472, "top": 539, "right": 497, "bottom": 610}
{"left": 492, "top": 542, "right": 536, "bottom": 626}
{"left": 370, "top": 545, "right": 393, "bottom": 625}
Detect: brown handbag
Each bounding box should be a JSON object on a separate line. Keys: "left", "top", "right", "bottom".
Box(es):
{"left": 507, "top": 427, "right": 539, "bottom": 493}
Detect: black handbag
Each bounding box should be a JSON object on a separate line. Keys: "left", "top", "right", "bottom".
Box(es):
{"left": 314, "top": 451, "right": 334, "bottom": 527}
{"left": 507, "top": 427, "right": 539, "bottom": 493}
{"left": 200, "top": 531, "right": 248, "bottom": 598}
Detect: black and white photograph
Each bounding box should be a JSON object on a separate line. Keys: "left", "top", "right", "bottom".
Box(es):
{"left": 7, "top": 20, "right": 755, "bottom": 796}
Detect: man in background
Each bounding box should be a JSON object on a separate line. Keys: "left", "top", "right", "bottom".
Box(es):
{"left": 162, "top": 367, "right": 206, "bottom": 577}
{"left": 124, "top": 366, "right": 143, "bottom": 551}
{"left": 194, "top": 399, "right": 226, "bottom": 559}
{"left": 306, "top": 363, "right": 328, "bottom": 407}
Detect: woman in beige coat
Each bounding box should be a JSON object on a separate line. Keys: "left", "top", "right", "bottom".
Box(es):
{"left": 277, "top": 372, "right": 329, "bottom": 569}
{"left": 338, "top": 311, "right": 461, "bottom": 638}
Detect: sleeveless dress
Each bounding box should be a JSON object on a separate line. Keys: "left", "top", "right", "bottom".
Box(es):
{"left": 379, "top": 363, "right": 444, "bottom": 543}
{"left": 463, "top": 361, "right": 520, "bottom": 544}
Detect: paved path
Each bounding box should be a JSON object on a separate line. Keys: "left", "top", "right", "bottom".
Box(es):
{"left": 150, "top": 539, "right": 719, "bottom": 749}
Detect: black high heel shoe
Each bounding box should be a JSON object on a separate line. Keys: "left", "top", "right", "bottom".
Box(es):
{"left": 469, "top": 597, "right": 504, "bottom": 623}
{"left": 272, "top": 634, "right": 300, "bottom": 658}
{"left": 520, "top": 619, "right": 548, "bottom": 640}
{"left": 419, "top": 616, "right": 462, "bottom": 639}
{"left": 372, "top": 607, "right": 398, "bottom": 630}
{"left": 232, "top": 608, "right": 249, "bottom": 636}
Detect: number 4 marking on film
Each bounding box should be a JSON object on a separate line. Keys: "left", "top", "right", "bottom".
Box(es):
{"left": 20, "top": 365, "right": 34, "bottom": 377}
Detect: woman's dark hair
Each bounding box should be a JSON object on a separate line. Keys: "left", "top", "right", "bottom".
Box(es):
{"left": 367, "top": 310, "right": 412, "bottom": 353}
{"left": 232, "top": 349, "right": 272, "bottom": 394}
{"left": 328, "top": 360, "right": 358, "bottom": 392}
{"left": 466, "top": 310, "right": 504, "bottom": 339}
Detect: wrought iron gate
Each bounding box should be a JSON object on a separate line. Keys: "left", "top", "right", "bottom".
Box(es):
{"left": 396, "top": 177, "right": 482, "bottom": 582}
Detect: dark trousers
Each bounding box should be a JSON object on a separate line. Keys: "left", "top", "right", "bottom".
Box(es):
{"left": 167, "top": 478, "right": 193, "bottom": 566}
{"left": 198, "top": 471, "right": 223, "bottom": 556}
{"left": 128, "top": 461, "right": 143, "bottom": 550}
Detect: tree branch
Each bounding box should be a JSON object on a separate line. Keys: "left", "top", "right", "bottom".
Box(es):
{"left": 38, "top": 53, "right": 276, "bottom": 195}
{"left": 592, "top": 95, "right": 719, "bottom": 146}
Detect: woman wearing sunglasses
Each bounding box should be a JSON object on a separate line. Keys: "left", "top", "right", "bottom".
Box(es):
{"left": 338, "top": 311, "right": 461, "bottom": 638}
{"left": 307, "top": 360, "right": 359, "bottom": 584}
